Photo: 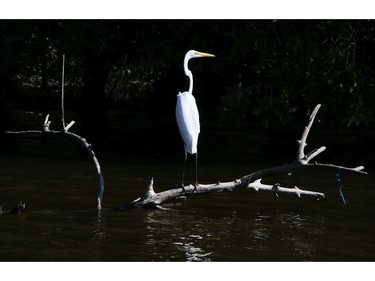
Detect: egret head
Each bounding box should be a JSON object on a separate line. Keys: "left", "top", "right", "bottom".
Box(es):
{"left": 185, "top": 50, "right": 215, "bottom": 60}
{"left": 183, "top": 50, "right": 215, "bottom": 93}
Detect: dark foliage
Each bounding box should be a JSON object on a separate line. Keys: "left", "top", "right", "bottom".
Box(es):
{"left": 1, "top": 20, "right": 374, "bottom": 138}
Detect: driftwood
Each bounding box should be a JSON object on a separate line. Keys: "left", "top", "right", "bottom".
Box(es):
{"left": 4, "top": 55, "right": 105, "bottom": 210}
{"left": 121, "top": 104, "right": 366, "bottom": 210}
{"left": 5, "top": 124, "right": 105, "bottom": 210}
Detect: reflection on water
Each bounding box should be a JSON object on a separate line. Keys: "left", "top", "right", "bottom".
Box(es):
{"left": 144, "top": 210, "right": 213, "bottom": 261}
{"left": 173, "top": 239, "right": 212, "bottom": 262}
{"left": 140, "top": 203, "right": 330, "bottom": 261}
{"left": 92, "top": 209, "right": 109, "bottom": 241}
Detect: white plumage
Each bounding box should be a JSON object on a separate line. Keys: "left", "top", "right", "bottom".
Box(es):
{"left": 175, "top": 50, "right": 215, "bottom": 187}
{"left": 176, "top": 91, "right": 200, "bottom": 154}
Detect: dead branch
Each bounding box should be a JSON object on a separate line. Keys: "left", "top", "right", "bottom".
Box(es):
{"left": 4, "top": 55, "right": 105, "bottom": 210}
{"left": 121, "top": 104, "right": 366, "bottom": 210}
{"left": 61, "top": 54, "right": 66, "bottom": 131}
{"left": 5, "top": 118, "right": 105, "bottom": 210}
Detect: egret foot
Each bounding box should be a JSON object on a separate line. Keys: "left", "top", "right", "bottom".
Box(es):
{"left": 177, "top": 183, "right": 187, "bottom": 194}
{"left": 193, "top": 182, "right": 199, "bottom": 193}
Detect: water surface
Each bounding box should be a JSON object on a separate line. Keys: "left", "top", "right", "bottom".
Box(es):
{"left": 0, "top": 130, "right": 374, "bottom": 261}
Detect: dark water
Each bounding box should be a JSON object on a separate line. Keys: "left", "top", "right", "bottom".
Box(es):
{"left": 0, "top": 129, "right": 374, "bottom": 262}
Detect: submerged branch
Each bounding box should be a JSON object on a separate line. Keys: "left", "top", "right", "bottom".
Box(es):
{"left": 5, "top": 128, "right": 105, "bottom": 209}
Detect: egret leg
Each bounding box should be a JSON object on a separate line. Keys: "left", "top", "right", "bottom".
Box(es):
{"left": 194, "top": 152, "right": 198, "bottom": 192}
{"left": 179, "top": 148, "right": 188, "bottom": 193}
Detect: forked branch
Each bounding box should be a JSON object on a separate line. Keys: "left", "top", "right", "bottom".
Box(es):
{"left": 121, "top": 104, "right": 366, "bottom": 210}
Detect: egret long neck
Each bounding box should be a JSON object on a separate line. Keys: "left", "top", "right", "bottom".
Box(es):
{"left": 184, "top": 56, "right": 193, "bottom": 94}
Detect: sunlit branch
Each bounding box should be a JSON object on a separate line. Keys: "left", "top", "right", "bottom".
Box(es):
{"left": 122, "top": 104, "right": 366, "bottom": 210}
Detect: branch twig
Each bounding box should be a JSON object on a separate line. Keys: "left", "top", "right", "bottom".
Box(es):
{"left": 61, "top": 54, "right": 66, "bottom": 131}
{"left": 297, "top": 104, "right": 321, "bottom": 162}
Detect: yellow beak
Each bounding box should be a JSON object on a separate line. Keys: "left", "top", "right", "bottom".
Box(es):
{"left": 197, "top": 51, "right": 215, "bottom": 58}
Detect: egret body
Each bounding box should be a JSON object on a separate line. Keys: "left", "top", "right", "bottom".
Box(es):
{"left": 176, "top": 50, "right": 215, "bottom": 190}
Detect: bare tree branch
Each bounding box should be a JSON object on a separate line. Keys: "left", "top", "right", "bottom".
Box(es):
{"left": 121, "top": 176, "right": 326, "bottom": 210}
{"left": 121, "top": 104, "right": 366, "bottom": 210}
{"left": 61, "top": 54, "right": 66, "bottom": 131}
{"left": 4, "top": 55, "right": 105, "bottom": 210}
{"left": 5, "top": 127, "right": 105, "bottom": 209}
{"left": 297, "top": 104, "right": 321, "bottom": 162}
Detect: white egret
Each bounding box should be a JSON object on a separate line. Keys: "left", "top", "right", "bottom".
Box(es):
{"left": 176, "top": 50, "right": 215, "bottom": 191}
